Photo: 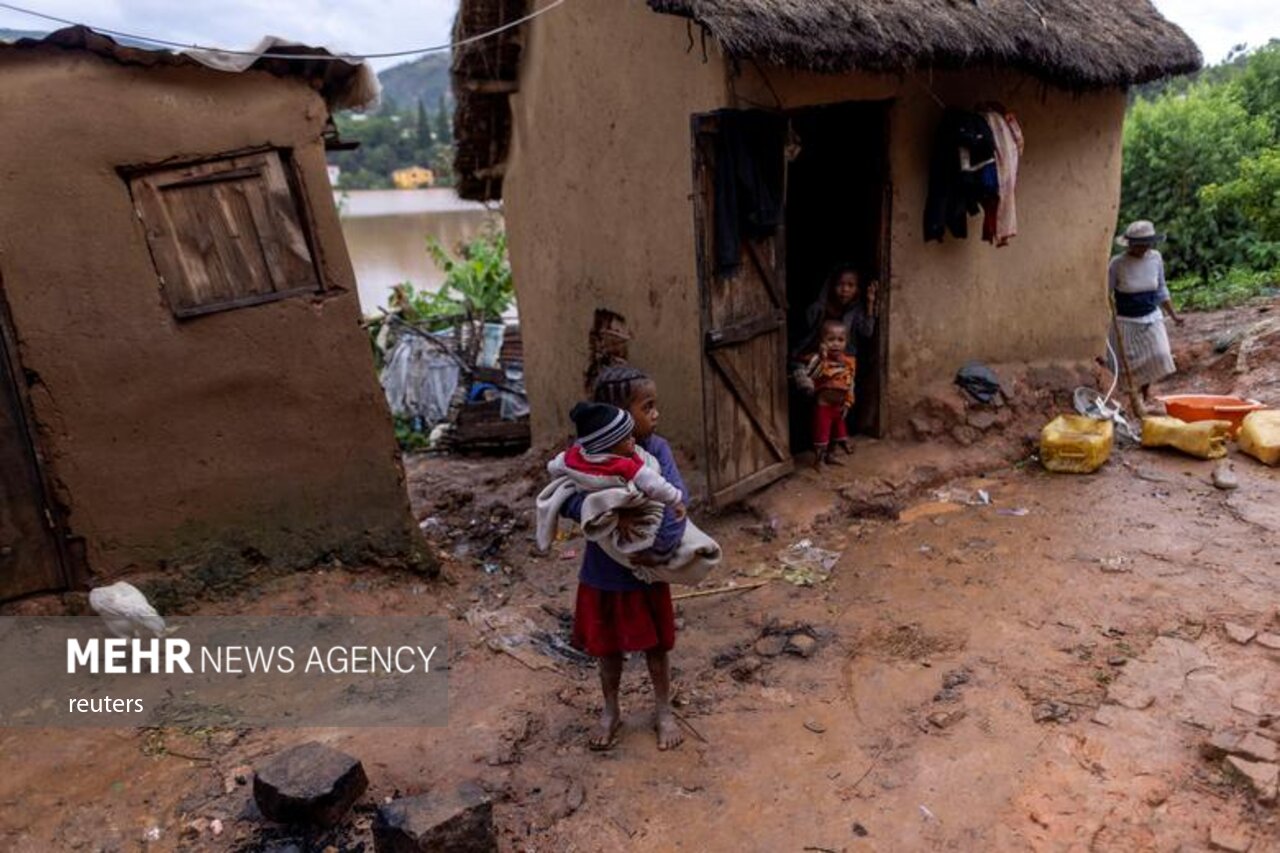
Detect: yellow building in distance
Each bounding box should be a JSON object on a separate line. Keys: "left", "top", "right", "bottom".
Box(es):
{"left": 392, "top": 166, "right": 435, "bottom": 189}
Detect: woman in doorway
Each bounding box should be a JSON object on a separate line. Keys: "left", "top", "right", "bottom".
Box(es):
{"left": 792, "top": 263, "right": 879, "bottom": 393}
{"left": 1108, "top": 220, "right": 1183, "bottom": 403}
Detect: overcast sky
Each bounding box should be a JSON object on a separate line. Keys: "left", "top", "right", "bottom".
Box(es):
{"left": 0, "top": 0, "right": 1276, "bottom": 70}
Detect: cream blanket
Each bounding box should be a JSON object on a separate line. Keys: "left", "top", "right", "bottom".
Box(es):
{"left": 535, "top": 450, "right": 720, "bottom": 586}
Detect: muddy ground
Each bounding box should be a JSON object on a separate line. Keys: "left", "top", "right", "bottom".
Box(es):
{"left": 1, "top": 299, "right": 1278, "bottom": 853}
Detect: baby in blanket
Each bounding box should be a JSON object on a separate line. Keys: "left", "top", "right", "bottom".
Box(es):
{"left": 558, "top": 401, "right": 687, "bottom": 520}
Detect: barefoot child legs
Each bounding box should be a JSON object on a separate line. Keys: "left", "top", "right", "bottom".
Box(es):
{"left": 592, "top": 653, "right": 623, "bottom": 749}
{"left": 646, "top": 645, "right": 683, "bottom": 750}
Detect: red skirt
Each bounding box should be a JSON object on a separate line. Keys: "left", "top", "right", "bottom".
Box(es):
{"left": 572, "top": 582, "right": 675, "bottom": 657}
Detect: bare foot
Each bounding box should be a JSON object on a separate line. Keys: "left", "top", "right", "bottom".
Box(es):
{"left": 590, "top": 707, "right": 621, "bottom": 751}
{"left": 841, "top": 441, "right": 854, "bottom": 456}
{"left": 655, "top": 707, "right": 684, "bottom": 751}
{"left": 824, "top": 452, "right": 845, "bottom": 467}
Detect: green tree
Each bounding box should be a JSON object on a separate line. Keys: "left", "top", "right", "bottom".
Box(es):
{"left": 1202, "top": 148, "right": 1280, "bottom": 244}
{"left": 416, "top": 98, "right": 430, "bottom": 144}
{"left": 1121, "top": 81, "right": 1271, "bottom": 278}
{"left": 1237, "top": 42, "right": 1280, "bottom": 137}
{"left": 434, "top": 94, "right": 453, "bottom": 145}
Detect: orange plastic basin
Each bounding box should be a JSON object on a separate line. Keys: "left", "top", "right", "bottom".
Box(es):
{"left": 1157, "top": 394, "right": 1267, "bottom": 436}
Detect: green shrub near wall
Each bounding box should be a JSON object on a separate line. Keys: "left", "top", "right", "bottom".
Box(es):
{"left": 1121, "top": 41, "right": 1280, "bottom": 304}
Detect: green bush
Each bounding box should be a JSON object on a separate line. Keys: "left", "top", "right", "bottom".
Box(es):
{"left": 1168, "top": 266, "right": 1280, "bottom": 311}
{"left": 1120, "top": 42, "right": 1280, "bottom": 292}
{"left": 1120, "top": 82, "right": 1271, "bottom": 278}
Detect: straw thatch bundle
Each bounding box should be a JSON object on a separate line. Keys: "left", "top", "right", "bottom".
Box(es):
{"left": 452, "top": 0, "right": 527, "bottom": 201}
{"left": 650, "top": 0, "right": 1200, "bottom": 87}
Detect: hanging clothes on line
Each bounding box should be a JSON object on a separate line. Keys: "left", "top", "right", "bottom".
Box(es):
{"left": 923, "top": 109, "right": 997, "bottom": 242}
{"left": 980, "top": 108, "right": 1025, "bottom": 247}
{"left": 713, "top": 109, "right": 785, "bottom": 275}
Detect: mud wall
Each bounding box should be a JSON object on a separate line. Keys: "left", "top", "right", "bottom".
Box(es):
{"left": 0, "top": 50, "right": 424, "bottom": 581}
{"left": 504, "top": 0, "right": 726, "bottom": 464}
{"left": 506, "top": 3, "right": 1123, "bottom": 479}
{"left": 730, "top": 66, "right": 1125, "bottom": 430}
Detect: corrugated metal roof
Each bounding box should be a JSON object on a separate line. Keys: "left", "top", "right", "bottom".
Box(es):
{"left": 0, "top": 25, "right": 380, "bottom": 110}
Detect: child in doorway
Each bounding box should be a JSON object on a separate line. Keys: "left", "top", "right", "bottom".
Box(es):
{"left": 557, "top": 401, "right": 687, "bottom": 520}
{"left": 558, "top": 364, "right": 687, "bottom": 751}
{"left": 804, "top": 318, "right": 856, "bottom": 468}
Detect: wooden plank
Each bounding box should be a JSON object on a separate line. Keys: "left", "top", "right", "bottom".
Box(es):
{"left": 710, "top": 459, "right": 793, "bottom": 507}
{"left": 170, "top": 286, "right": 318, "bottom": 319}
{"left": 705, "top": 310, "right": 784, "bottom": 350}
{"left": 709, "top": 346, "right": 786, "bottom": 461}
{"left": 260, "top": 153, "right": 322, "bottom": 292}
{"left": 746, "top": 239, "right": 785, "bottom": 310}
{"left": 691, "top": 119, "right": 721, "bottom": 499}
{"left": 155, "top": 165, "right": 263, "bottom": 190}
{"left": 460, "top": 79, "right": 520, "bottom": 95}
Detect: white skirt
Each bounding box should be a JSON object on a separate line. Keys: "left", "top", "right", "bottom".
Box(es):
{"left": 1110, "top": 311, "right": 1176, "bottom": 387}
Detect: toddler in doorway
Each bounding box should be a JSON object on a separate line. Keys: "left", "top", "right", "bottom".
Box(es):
{"left": 804, "top": 318, "right": 856, "bottom": 468}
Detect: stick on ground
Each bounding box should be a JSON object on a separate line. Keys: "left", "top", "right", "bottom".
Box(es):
{"left": 672, "top": 580, "right": 769, "bottom": 601}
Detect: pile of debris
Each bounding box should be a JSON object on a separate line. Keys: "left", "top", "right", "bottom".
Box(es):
{"left": 377, "top": 314, "right": 530, "bottom": 455}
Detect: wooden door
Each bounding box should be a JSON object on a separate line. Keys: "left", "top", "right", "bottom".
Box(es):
{"left": 692, "top": 112, "right": 793, "bottom": 506}
{"left": 0, "top": 287, "right": 66, "bottom": 600}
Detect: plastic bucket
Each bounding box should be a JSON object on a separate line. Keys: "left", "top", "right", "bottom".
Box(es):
{"left": 478, "top": 322, "right": 506, "bottom": 368}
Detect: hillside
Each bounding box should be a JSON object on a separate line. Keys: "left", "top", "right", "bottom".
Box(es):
{"left": 0, "top": 27, "right": 49, "bottom": 42}
{"left": 376, "top": 53, "right": 452, "bottom": 114}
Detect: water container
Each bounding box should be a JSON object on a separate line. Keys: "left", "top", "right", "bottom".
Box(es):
{"left": 1156, "top": 394, "right": 1265, "bottom": 437}
{"left": 1040, "top": 415, "right": 1114, "bottom": 474}
{"left": 1238, "top": 409, "right": 1280, "bottom": 466}
{"left": 478, "top": 322, "right": 505, "bottom": 368}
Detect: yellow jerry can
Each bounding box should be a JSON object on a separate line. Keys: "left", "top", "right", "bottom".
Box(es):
{"left": 1141, "top": 415, "right": 1231, "bottom": 460}
{"left": 1238, "top": 409, "right": 1280, "bottom": 466}
{"left": 1040, "top": 415, "right": 1114, "bottom": 473}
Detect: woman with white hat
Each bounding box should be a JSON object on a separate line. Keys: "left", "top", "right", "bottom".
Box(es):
{"left": 1108, "top": 219, "right": 1183, "bottom": 403}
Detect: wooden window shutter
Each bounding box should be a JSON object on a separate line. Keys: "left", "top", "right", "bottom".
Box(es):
{"left": 129, "top": 150, "right": 322, "bottom": 318}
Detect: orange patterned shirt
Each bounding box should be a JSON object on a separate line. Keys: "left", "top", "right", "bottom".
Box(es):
{"left": 806, "top": 351, "right": 856, "bottom": 409}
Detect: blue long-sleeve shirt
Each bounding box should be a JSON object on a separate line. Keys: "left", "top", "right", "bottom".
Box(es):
{"left": 560, "top": 434, "right": 688, "bottom": 591}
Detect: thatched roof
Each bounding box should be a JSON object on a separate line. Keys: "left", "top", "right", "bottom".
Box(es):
{"left": 649, "top": 0, "right": 1200, "bottom": 87}
{"left": 452, "top": 0, "right": 1201, "bottom": 200}
{"left": 0, "top": 26, "right": 379, "bottom": 110}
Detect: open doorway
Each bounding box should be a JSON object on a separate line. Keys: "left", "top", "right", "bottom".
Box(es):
{"left": 785, "top": 101, "right": 890, "bottom": 452}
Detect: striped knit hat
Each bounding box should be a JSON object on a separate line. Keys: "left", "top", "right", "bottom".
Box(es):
{"left": 570, "top": 401, "right": 634, "bottom": 454}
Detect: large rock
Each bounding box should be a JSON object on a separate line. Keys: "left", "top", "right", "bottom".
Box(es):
{"left": 253, "top": 741, "right": 369, "bottom": 827}
{"left": 373, "top": 784, "right": 496, "bottom": 853}
{"left": 1203, "top": 730, "right": 1279, "bottom": 764}
{"left": 1224, "top": 756, "right": 1279, "bottom": 803}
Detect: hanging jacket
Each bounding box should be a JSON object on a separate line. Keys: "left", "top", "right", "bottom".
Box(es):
{"left": 924, "top": 109, "right": 997, "bottom": 242}
{"left": 714, "top": 110, "right": 785, "bottom": 275}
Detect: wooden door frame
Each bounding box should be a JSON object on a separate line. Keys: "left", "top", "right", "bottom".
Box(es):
{"left": 0, "top": 274, "right": 73, "bottom": 596}
{"left": 872, "top": 103, "right": 893, "bottom": 437}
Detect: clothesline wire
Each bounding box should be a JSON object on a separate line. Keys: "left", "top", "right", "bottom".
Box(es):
{"left": 0, "top": 0, "right": 567, "bottom": 62}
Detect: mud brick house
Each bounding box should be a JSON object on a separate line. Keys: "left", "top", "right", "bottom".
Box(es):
{"left": 452, "top": 0, "right": 1199, "bottom": 504}
{"left": 0, "top": 27, "right": 425, "bottom": 600}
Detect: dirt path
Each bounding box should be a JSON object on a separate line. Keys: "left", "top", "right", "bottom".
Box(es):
{"left": 2, "top": 304, "right": 1278, "bottom": 852}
